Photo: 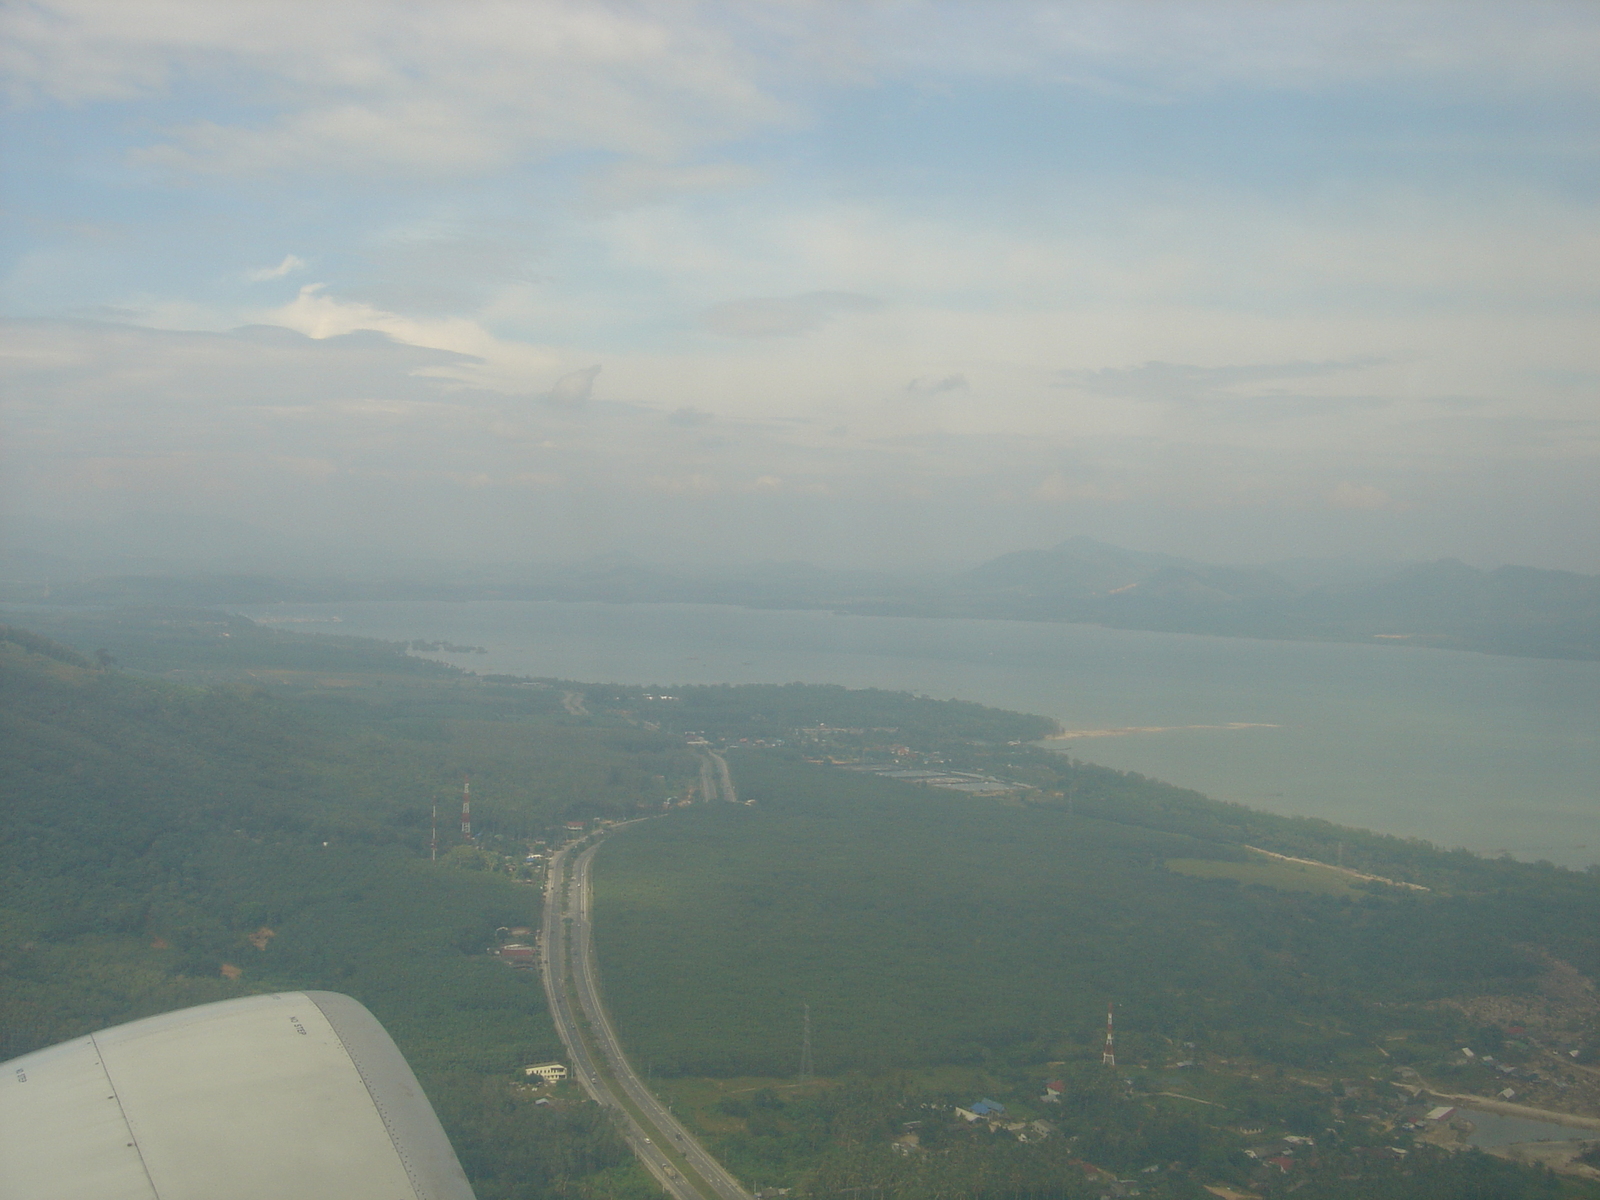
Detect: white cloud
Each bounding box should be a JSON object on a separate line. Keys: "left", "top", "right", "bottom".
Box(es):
{"left": 1056, "top": 359, "right": 1385, "bottom": 404}
{"left": 14, "top": 1, "right": 1595, "bottom": 190}
{"left": 583, "top": 160, "right": 765, "bottom": 211}
{"left": 701, "top": 291, "right": 882, "bottom": 338}
{"left": 548, "top": 364, "right": 600, "bottom": 408}
{"left": 245, "top": 254, "right": 306, "bottom": 281}
{"left": 906, "top": 373, "right": 968, "bottom": 396}
{"left": 5, "top": 1, "right": 793, "bottom": 176}
{"left": 260, "top": 283, "right": 565, "bottom": 392}
{"left": 596, "top": 181, "right": 1600, "bottom": 324}
{"left": 4, "top": 316, "right": 1596, "bottom": 569}
{"left": 666, "top": 406, "right": 714, "bottom": 427}
{"left": 6, "top": 4, "right": 1599, "bottom": 569}
{"left": 829, "top": 0, "right": 1600, "bottom": 99}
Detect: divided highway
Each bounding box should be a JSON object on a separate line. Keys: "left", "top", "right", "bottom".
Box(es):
{"left": 697, "top": 751, "right": 737, "bottom": 804}
{"left": 540, "top": 822, "right": 752, "bottom": 1200}
{"left": 709, "top": 751, "right": 738, "bottom": 804}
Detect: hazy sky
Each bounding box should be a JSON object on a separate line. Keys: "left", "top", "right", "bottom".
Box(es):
{"left": 3, "top": 1, "right": 1597, "bottom": 573}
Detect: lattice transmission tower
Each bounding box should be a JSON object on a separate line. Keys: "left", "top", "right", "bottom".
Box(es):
{"left": 1102, "top": 1002, "right": 1116, "bottom": 1067}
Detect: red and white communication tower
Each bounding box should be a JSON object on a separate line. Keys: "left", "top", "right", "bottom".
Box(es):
{"left": 460, "top": 775, "right": 472, "bottom": 839}
{"left": 1101, "top": 1002, "right": 1116, "bottom": 1067}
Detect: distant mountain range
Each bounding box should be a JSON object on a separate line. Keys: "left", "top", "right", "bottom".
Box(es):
{"left": 8, "top": 536, "right": 1598, "bottom": 661}
{"left": 934, "top": 537, "right": 1600, "bottom": 659}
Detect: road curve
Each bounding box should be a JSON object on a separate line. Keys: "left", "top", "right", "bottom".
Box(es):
{"left": 540, "top": 825, "right": 752, "bottom": 1200}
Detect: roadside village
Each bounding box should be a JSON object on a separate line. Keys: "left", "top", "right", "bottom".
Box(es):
{"left": 894, "top": 1061, "right": 1600, "bottom": 1197}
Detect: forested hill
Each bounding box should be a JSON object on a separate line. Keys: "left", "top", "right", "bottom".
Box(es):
{"left": 947, "top": 538, "right": 1600, "bottom": 659}
{"left": 19, "top": 537, "right": 1599, "bottom": 659}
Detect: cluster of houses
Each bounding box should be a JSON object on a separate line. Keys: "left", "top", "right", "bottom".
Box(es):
{"left": 843, "top": 763, "right": 1017, "bottom": 795}
{"left": 1241, "top": 1133, "right": 1316, "bottom": 1174}
{"left": 894, "top": 1089, "right": 1209, "bottom": 1196}
{"left": 1459, "top": 1046, "right": 1556, "bottom": 1095}
{"left": 952, "top": 1098, "right": 1057, "bottom": 1143}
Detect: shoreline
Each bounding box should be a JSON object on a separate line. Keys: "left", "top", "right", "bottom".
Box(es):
{"left": 1045, "top": 722, "right": 1282, "bottom": 740}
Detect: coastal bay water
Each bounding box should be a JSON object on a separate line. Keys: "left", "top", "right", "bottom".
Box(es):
{"left": 236, "top": 601, "right": 1600, "bottom": 869}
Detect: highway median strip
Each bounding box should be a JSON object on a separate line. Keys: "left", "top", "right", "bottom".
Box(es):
{"left": 564, "top": 964, "right": 719, "bottom": 1198}
{"left": 554, "top": 846, "right": 725, "bottom": 1200}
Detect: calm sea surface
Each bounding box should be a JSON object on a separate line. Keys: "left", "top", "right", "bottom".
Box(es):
{"left": 235, "top": 601, "right": 1600, "bottom": 868}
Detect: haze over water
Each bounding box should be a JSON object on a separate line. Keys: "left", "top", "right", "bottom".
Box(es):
{"left": 238, "top": 601, "right": 1600, "bottom": 870}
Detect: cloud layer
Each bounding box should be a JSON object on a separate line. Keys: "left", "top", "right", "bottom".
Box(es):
{"left": 702, "top": 292, "right": 882, "bottom": 338}
{"left": 2, "top": 2, "right": 1597, "bottom": 571}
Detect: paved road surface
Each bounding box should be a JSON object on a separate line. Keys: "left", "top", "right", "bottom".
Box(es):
{"left": 709, "top": 751, "right": 738, "bottom": 804}
{"left": 540, "top": 826, "right": 752, "bottom": 1200}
